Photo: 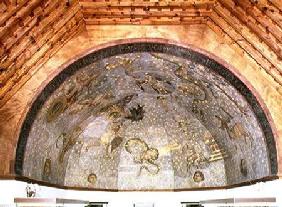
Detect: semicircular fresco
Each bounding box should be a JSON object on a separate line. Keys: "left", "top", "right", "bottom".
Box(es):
{"left": 16, "top": 43, "right": 277, "bottom": 191}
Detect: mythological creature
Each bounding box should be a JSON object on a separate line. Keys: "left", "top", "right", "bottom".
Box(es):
{"left": 134, "top": 72, "right": 175, "bottom": 95}
{"left": 46, "top": 76, "right": 89, "bottom": 122}
{"left": 42, "top": 158, "right": 51, "bottom": 180}
{"left": 215, "top": 109, "right": 251, "bottom": 145}
{"left": 125, "top": 138, "right": 160, "bottom": 176}
{"left": 46, "top": 97, "right": 68, "bottom": 122}
{"left": 56, "top": 126, "right": 83, "bottom": 163}
{"left": 182, "top": 142, "right": 208, "bottom": 170}
{"left": 176, "top": 73, "right": 212, "bottom": 121}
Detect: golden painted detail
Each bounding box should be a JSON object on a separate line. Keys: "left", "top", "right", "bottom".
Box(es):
{"left": 159, "top": 143, "right": 181, "bottom": 156}
{"left": 184, "top": 143, "right": 208, "bottom": 169}
{"left": 215, "top": 109, "right": 252, "bottom": 145}
{"left": 125, "top": 138, "right": 160, "bottom": 176}
{"left": 105, "top": 56, "right": 140, "bottom": 72}
{"left": 229, "top": 123, "right": 249, "bottom": 141}
{"left": 87, "top": 173, "right": 97, "bottom": 185}
{"left": 107, "top": 105, "right": 125, "bottom": 119}
{"left": 42, "top": 158, "right": 51, "bottom": 179}
{"left": 134, "top": 72, "right": 175, "bottom": 96}
{"left": 177, "top": 119, "right": 190, "bottom": 135}
{"left": 56, "top": 126, "right": 83, "bottom": 163}
{"left": 125, "top": 138, "right": 148, "bottom": 155}
{"left": 204, "top": 133, "right": 228, "bottom": 162}
{"left": 46, "top": 97, "right": 68, "bottom": 122}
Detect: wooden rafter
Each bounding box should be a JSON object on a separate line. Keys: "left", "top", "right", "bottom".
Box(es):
{"left": 1, "top": 0, "right": 282, "bottom": 106}
{"left": 0, "top": 0, "right": 85, "bottom": 104}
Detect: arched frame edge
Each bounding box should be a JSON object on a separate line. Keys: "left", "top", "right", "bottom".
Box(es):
{"left": 13, "top": 38, "right": 279, "bottom": 188}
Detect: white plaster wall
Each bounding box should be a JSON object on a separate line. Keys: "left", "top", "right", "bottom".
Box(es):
{"left": 0, "top": 180, "right": 281, "bottom": 207}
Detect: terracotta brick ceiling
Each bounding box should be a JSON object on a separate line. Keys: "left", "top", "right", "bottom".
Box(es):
{"left": 0, "top": 0, "right": 282, "bottom": 107}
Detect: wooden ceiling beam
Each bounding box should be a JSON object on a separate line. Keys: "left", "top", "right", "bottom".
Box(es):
{"left": 1, "top": 1, "right": 63, "bottom": 57}
{"left": 213, "top": 2, "right": 282, "bottom": 75}
{"left": 235, "top": 0, "right": 282, "bottom": 46}
{"left": 0, "top": 0, "right": 86, "bottom": 104}
{"left": 0, "top": 0, "right": 43, "bottom": 38}
{"left": 79, "top": 0, "right": 213, "bottom": 25}
{"left": 0, "top": 0, "right": 67, "bottom": 79}
{"left": 84, "top": 16, "right": 207, "bottom": 25}
{"left": 0, "top": 3, "right": 82, "bottom": 84}
{"left": 268, "top": 0, "right": 282, "bottom": 13}
{"left": 82, "top": 8, "right": 211, "bottom": 16}
{"left": 79, "top": 0, "right": 215, "bottom": 9}
{"left": 0, "top": 0, "right": 29, "bottom": 25}
{"left": 217, "top": 0, "right": 282, "bottom": 61}
{"left": 83, "top": 11, "right": 210, "bottom": 18}
{"left": 256, "top": 1, "right": 282, "bottom": 28}
{"left": 0, "top": 19, "right": 85, "bottom": 104}
{"left": 208, "top": 14, "right": 282, "bottom": 90}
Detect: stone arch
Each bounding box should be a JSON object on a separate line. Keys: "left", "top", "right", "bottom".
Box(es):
{"left": 14, "top": 39, "right": 278, "bottom": 190}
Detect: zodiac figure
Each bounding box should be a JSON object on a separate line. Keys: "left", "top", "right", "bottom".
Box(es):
{"left": 178, "top": 82, "right": 205, "bottom": 99}
{"left": 215, "top": 110, "right": 251, "bottom": 144}
{"left": 191, "top": 82, "right": 212, "bottom": 121}
{"left": 183, "top": 142, "right": 208, "bottom": 170}
{"left": 174, "top": 65, "right": 193, "bottom": 81}
{"left": 177, "top": 78, "right": 212, "bottom": 122}
{"left": 42, "top": 158, "right": 51, "bottom": 180}
{"left": 134, "top": 72, "right": 175, "bottom": 95}
{"left": 228, "top": 122, "right": 249, "bottom": 142}
{"left": 46, "top": 80, "right": 81, "bottom": 122}
{"left": 46, "top": 97, "right": 68, "bottom": 122}
{"left": 125, "top": 138, "right": 160, "bottom": 176}
{"left": 73, "top": 92, "right": 114, "bottom": 115}
{"left": 99, "top": 94, "right": 135, "bottom": 119}
{"left": 56, "top": 126, "right": 82, "bottom": 163}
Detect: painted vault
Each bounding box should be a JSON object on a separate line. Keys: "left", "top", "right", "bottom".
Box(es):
{"left": 16, "top": 43, "right": 277, "bottom": 191}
